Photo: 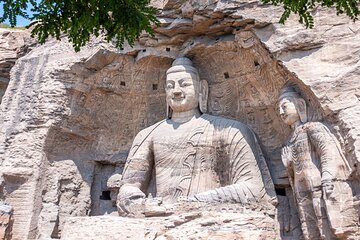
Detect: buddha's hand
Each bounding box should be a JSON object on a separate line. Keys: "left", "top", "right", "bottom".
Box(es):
{"left": 321, "top": 180, "right": 334, "bottom": 197}
{"left": 117, "top": 185, "right": 146, "bottom": 216}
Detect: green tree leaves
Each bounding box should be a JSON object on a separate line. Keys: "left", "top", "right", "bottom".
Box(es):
{"left": 0, "top": 0, "right": 36, "bottom": 26}
{"left": 262, "top": 0, "right": 359, "bottom": 28}
{"left": 1, "top": 0, "right": 359, "bottom": 51}
{"left": 30, "top": 0, "right": 159, "bottom": 51}
{"left": 1, "top": 0, "right": 159, "bottom": 51}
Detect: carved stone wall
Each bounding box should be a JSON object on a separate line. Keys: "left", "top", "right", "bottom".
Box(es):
{"left": 0, "top": 0, "right": 359, "bottom": 239}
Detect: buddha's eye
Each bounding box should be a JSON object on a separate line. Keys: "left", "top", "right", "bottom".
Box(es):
{"left": 166, "top": 83, "right": 174, "bottom": 89}
{"left": 181, "top": 82, "right": 191, "bottom": 87}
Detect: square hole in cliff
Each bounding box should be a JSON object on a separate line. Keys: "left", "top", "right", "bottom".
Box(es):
{"left": 100, "top": 191, "right": 111, "bottom": 200}
{"left": 275, "top": 188, "right": 286, "bottom": 196}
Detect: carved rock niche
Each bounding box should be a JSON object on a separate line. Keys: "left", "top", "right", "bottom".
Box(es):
{"left": 40, "top": 55, "right": 172, "bottom": 237}
{"left": 40, "top": 31, "right": 326, "bottom": 237}
{"left": 1, "top": 30, "right": 329, "bottom": 239}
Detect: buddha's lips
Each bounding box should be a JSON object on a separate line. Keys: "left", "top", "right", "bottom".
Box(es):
{"left": 280, "top": 114, "right": 288, "bottom": 120}
{"left": 172, "top": 97, "right": 185, "bottom": 101}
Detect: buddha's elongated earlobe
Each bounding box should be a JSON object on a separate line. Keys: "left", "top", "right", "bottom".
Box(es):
{"left": 296, "top": 98, "right": 307, "bottom": 123}
{"left": 199, "top": 80, "right": 208, "bottom": 113}
{"left": 166, "top": 104, "right": 172, "bottom": 119}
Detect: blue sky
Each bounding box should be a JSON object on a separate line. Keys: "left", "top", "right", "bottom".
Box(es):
{"left": 0, "top": 2, "right": 36, "bottom": 26}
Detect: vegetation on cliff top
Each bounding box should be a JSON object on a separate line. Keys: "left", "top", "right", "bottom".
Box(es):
{"left": 1, "top": 0, "right": 159, "bottom": 51}
{"left": 263, "top": 0, "right": 359, "bottom": 28}
{"left": 0, "top": 0, "right": 359, "bottom": 51}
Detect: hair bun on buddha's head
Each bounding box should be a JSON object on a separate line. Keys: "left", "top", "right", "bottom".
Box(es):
{"left": 279, "top": 83, "right": 302, "bottom": 100}
{"left": 167, "top": 57, "right": 199, "bottom": 76}
{"left": 172, "top": 57, "right": 193, "bottom": 67}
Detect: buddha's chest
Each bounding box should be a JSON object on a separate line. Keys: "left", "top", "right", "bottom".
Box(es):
{"left": 152, "top": 130, "right": 217, "bottom": 172}
{"left": 151, "top": 125, "right": 226, "bottom": 194}
{"left": 282, "top": 131, "right": 319, "bottom": 176}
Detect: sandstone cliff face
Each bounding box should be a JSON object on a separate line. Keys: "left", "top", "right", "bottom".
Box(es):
{"left": 252, "top": 7, "right": 360, "bottom": 180}
{"left": 0, "top": 28, "right": 35, "bottom": 103}
{"left": 0, "top": 1, "right": 359, "bottom": 239}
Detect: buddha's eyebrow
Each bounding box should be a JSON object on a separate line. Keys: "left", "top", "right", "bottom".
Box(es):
{"left": 280, "top": 102, "right": 287, "bottom": 108}
{"left": 178, "top": 78, "right": 190, "bottom": 84}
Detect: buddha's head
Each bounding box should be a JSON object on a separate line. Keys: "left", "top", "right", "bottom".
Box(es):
{"left": 165, "top": 57, "right": 208, "bottom": 118}
{"left": 278, "top": 86, "right": 307, "bottom": 126}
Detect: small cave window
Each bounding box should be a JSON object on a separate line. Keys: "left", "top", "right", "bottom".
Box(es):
{"left": 153, "top": 84, "right": 158, "bottom": 90}
{"left": 120, "top": 47, "right": 124, "bottom": 50}
{"left": 275, "top": 188, "right": 286, "bottom": 196}
{"left": 100, "top": 191, "right": 111, "bottom": 200}
{"left": 166, "top": 47, "right": 170, "bottom": 52}
{"left": 254, "top": 60, "right": 260, "bottom": 67}
{"left": 120, "top": 81, "right": 126, "bottom": 86}
{"left": 224, "top": 72, "right": 230, "bottom": 79}
{"left": 142, "top": 49, "right": 146, "bottom": 52}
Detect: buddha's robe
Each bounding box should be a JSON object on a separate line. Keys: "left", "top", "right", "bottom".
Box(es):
{"left": 121, "top": 114, "right": 275, "bottom": 205}
{"left": 282, "top": 122, "right": 358, "bottom": 239}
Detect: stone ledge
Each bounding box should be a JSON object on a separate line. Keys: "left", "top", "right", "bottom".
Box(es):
{"left": 61, "top": 209, "right": 278, "bottom": 240}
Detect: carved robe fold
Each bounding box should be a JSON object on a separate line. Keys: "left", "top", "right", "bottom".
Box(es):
{"left": 282, "top": 122, "right": 358, "bottom": 240}
{"left": 121, "top": 114, "right": 276, "bottom": 206}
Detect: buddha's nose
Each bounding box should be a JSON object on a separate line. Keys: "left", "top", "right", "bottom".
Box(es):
{"left": 279, "top": 107, "right": 285, "bottom": 116}
{"left": 173, "top": 85, "right": 182, "bottom": 96}
{"left": 173, "top": 91, "right": 182, "bottom": 98}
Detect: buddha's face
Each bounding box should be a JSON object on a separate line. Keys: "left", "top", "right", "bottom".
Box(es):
{"left": 279, "top": 96, "right": 300, "bottom": 126}
{"left": 166, "top": 71, "right": 200, "bottom": 113}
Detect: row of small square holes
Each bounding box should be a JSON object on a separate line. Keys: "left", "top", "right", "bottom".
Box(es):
{"left": 120, "top": 48, "right": 171, "bottom": 52}
{"left": 118, "top": 61, "right": 259, "bottom": 86}
{"left": 121, "top": 75, "right": 231, "bottom": 86}
{"left": 143, "top": 48, "right": 171, "bottom": 52}
{"left": 119, "top": 81, "right": 158, "bottom": 90}
{"left": 117, "top": 48, "right": 170, "bottom": 88}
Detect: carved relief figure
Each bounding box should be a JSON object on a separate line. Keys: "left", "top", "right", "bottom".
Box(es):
{"left": 117, "top": 57, "right": 276, "bottom": 216}
{"left": 279, "top": 86, "right": 359, "bottom": 239}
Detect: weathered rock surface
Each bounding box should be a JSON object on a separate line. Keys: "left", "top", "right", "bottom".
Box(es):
{"left": 0, "top": 204, "right": 13, "bottom": 240}
{"left": 61, "top": 206, "right": 277, "bottom": 240}
{"left": 252, "top": 7, "right": 360, "bottom": 179}
{"left": 0, "top": 28, "right": 35, "bottom": 103}
{"left": 0, "top": 0, "right": 359, "bottom": 239}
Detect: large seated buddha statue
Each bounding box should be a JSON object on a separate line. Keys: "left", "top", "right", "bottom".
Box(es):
{"left": 117, "top": 57, "right": 276, "bottom": 216}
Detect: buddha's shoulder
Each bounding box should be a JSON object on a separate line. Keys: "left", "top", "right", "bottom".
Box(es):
{"left": 302, "top": 121, "right": 329, "bottom": 133}
{"left": 302, "top": 121, "right": 333, "bottom": 139}
{"left": 133, "top": 119, "right": 167, "bottom": 140}
{"left": 202, "top": 114, "right": 252, "bottom": 132}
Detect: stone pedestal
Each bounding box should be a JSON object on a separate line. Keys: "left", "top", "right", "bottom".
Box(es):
{"left": 61, "top": 207, "right": 278, "bottom": 240}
